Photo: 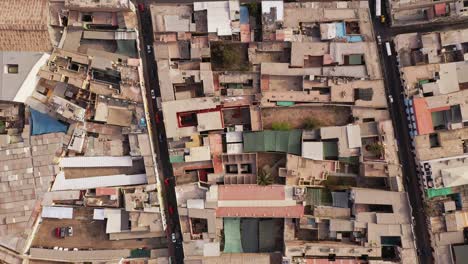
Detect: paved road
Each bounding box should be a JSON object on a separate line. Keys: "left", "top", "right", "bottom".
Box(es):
{"left": 136, "top": 1, "right": 184, "bottom": 263}
{"left": 375, "top": 42, "right": 434, "bottom": 264}
{"left": 367, "top": 1, "right": 465, "bottom": 263}
{"left": 136, "top": 0, "right": 468, "bottom": 263}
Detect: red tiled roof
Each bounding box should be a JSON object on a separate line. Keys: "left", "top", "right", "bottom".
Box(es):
{"left": 413, "top": 98, "right": 434, "bottom": 135}
{"left": 96, "top": 187, "right": 118, "bottom": 196}
{"left": 216, "top": 205, "right": 304, "bottom": 218}
{"left": 218, "top": 185, "right": 285, "bottom": 200}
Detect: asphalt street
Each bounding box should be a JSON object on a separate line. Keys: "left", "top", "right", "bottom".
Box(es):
{"left": 135, "top": 0, "right": 468, "bottom": 263}
{"left": 136, "top": 1, "right": 185, "bottom": 263}
{"left": 369, "top": 1, "right": 455, "bottom": 264}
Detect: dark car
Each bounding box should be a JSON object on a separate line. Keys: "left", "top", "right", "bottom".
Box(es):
{"left": 55, "top": 227, "right": 73, "bottom": 238}
{"left": 137, "top": 3, "right": 145, "bottom": 12}
{"left": 168, "top": 205, "right": 174, "bottom": 215}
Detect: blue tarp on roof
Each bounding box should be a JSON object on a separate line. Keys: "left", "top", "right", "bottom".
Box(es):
{"left": 30, "top": 108, "right": 68, "bottom": 136}
{"left": 240, "top": 6, "right": 249, "bottom": 24}
{"left": 335, "top": 22, "right": 363, "bottom": 43}
{"left": 335, "top": 22, "right": 346, "bottom": 38}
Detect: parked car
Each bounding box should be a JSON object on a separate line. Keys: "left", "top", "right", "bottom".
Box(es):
{"left": 146, "top": 45, "right": 152, "bottom": 54}
{"left": 137, "top": 3, "right": 145, "bottom": 12}
{"left": 67, "top": 226, "right": 73, "bottom": 237}
{"left": 388, "top": 95, "right": 394, "bottom": 103}
{"left": 171, "top": 233, "right": 177, "bottom": 243}
{"left": 55, "top": 227, "right": 73, "bottom": 238}
{"left": 154, "top": 112, "right": 161, "bottom": 124}
{"left": 150, "top": 89, "right": 156, "bottom": 99}
{"left": 168, "top": 205, "right": 174, "bottom": 215}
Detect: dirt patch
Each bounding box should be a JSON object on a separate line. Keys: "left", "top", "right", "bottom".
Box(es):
{"left": 32, "top": 207, "right": 167, "bottom": 250}
{"left": 64, "top": 159, "right": 146, "bottom": 179}
{"left": 257, "top": 153, "right": 286, "bottom": 184}
{"left": 261, "top": 106, "right": 352, "bottom": 130}
{"left": 211, "top": 42, "right": 249, "bottom": 71}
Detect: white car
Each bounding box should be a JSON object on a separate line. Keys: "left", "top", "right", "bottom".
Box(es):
{"left": 377, "top": 35, "right": 382, "bottom": 45}
{"left": 150, "top": 89, "right": 156, "bottom": 99}
{"left": 171, "top": 233, "right": 177, "bottom": 243}
{"left": 146, "top": 45, "right": 152, "bottom": 54}
{"left": 388, "top": 95, "right": 394, "bottom": 103}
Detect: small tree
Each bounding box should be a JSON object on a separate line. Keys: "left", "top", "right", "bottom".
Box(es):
{"left": 271, "top": 121, "right": 291, "bottom": 131}
{"left": 0, "top": 121, "right": 5, "bottom": 134}
{"left": 368, "top": 142, "right": 384, "bottom": 157}
{"left": 302, "top": 117, "right": 321, "bottom": 130}
{"left": 257, "top": 168, "right": 273, "bottom": 186}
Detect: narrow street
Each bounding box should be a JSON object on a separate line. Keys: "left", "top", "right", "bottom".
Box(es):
{"left": 370, "top": 1, "right": 468, "bottom": 264}
{"left": 136, "top": 1, "right": 185, "bottom": 263}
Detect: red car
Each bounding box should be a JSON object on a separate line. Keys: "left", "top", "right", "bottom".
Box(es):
{"left": 55, "top": 227, "right": 73, "bottom": 238}
{"left": 168, "top": 205, "right": 174, "bottom": 215}
{"left": 137, "top": 3, "right": 145, "bottom": 12}
{"left": 155, "top": 112, "right": 161, "bottom": 124}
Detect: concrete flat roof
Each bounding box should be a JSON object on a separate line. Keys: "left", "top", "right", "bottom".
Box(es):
{"left": 51, "top": 172, "right": 147, "bottom": 191}
{"left": 59, "top": 156, "right": 133, "bottom": 167}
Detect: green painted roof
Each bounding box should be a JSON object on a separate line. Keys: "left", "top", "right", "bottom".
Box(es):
{"left": 323, "top": 141, "right": 339, "bottom": 159}
{"left": 419, "top": 79, "right": 430, "bottom": 85}
{"left": 431, "top": 111, "right": 445, "bottom": 128}
{"left": 169, "top": 155, "right": 185, "bottom": 163}
{"left": 243, "top": 130, "right": 301, "bottom": 155}
{"left": 306, "top": 188, "right": 332, "bottom": 206}
{"left": 276, "top": 101, "right": 295, "bottom": 106}
{"left": 427, "top": 187, "right": 453, "bottom": 199}
{"left": 348, "top": 54, "right": 363, "bottom": 65}
{"left": 223, "top": 218, "right": 243, "bottom": 253}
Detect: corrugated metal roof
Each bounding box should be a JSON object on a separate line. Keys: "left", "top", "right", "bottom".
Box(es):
{"left": 218, "top": 185, "right": 285, "bottom": 200}
{"left": 240, "top": 6, "right": 249, "bottom": 24}
{"left": 216, "top": 205, "right": 303, "bottom": 218}
{"left": 243, "top": 130, "right": 301, "bottom": 154}
{"left": 413, "top": 97, "right": 434, "bottom": 135}
{"left": 346, "top": 125, "right": 362, "bottom": 149}
{"left": 59, "top": 156, "right": 133, "bottom": 168}
{"left": 41, "top": 206, "right": 73, "bottom": 219}
{"left": 323, "top": 141, "right": 338, "bottom": 158}
{"left": 51, "top": 172, "right": 147, "bottom": 191}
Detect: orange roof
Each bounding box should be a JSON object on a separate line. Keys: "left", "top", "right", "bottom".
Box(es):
{"left": 240, "top": 24, "right": 250, "bottom": 43}
{"left": 218, "top": 185, "right": 285, "bottom": 200}
{"left": 96, "top": 187, "right": 118, "bottom": 196}
{"left": 261, "top": 75, "right": 270, "bottom": 91}
{"left": 209, "top": 134, "right": 223, "bottom": 174}
{"left": 434, "top": 3, "right": 447, "bottom": 16}
{"left": 306, "top": 259, "right": 359, "bottom": 264}
{"left": 413, "top": 98, "right": 434, "bottom": 135}
{"left": 216, "top": 205, "right": 304, "bottom": 218}
{"left": 430, "top": 105, "right": 450, "bottom": 112}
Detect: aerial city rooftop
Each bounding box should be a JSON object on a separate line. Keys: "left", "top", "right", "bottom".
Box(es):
{"left": 0, "top": 0, "right": 468, "bottom": 264}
